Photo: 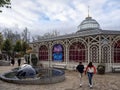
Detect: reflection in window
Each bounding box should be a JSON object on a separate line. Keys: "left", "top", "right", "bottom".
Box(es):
{"left": 52, "top": 44, "right": 64, "bottom": 61}
{"left": 39, "top": 45, "right": 48, "bottom": 61}
{"left": 69, "top": 42, "right": 85, "bottom": 62}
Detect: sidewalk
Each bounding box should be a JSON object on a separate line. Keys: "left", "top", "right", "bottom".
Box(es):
{"left": 0, "top": 64, "right": 120, "bottom": 90}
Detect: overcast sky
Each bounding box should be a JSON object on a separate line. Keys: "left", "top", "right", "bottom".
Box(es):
{"left": 0, "top": 0, "right": 120, "bottom": 36}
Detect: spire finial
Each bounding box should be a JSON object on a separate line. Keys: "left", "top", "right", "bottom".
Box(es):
{"left": 88, "top": 5, "right": 90, "bottom": 17}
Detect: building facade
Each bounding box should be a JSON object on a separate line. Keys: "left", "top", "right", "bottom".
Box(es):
{"left": 30, "top": 16, "right": 120, "bottom": 72}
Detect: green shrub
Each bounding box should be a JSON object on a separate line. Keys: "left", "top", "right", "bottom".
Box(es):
{"left": 31, "top": 54, "right": 38, "bottom": 66}
{"left": 0, "top": 54, "right": 2, "bottom": 60}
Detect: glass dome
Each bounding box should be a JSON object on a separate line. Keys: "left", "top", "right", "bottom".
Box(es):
{"left": 78, "top": 17, "right": 100, "bottom": 31}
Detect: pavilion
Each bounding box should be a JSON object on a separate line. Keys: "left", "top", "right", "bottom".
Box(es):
{"left": 30, "top": 16, "right": 120, "bottom": 72}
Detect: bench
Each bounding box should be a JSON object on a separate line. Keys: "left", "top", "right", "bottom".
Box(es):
{"left": 112, "top": 66, "right": 120, "bottom": 72}
{"left": 52, "top": 64, "right": 66, "bottom": 69}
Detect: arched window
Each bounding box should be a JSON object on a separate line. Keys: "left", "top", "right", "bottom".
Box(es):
{"left": 52, "top": 44, "right": 64, "bottom": 62}
{"left": 114, "top": 40, "right": 120, "bottom": 63}
{"left": 39, "top": 45, "right": 48, "bottom": 61}
{"left": 69, "top": 42, "right": 85, "bottom": 62}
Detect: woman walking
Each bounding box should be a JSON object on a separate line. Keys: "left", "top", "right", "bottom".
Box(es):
{"left": 85, "top": 62, "right": 96, "bottom": 88}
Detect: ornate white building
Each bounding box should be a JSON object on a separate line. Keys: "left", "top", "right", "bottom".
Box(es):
{"left": 30, "top": 16, "right": 120, "bottom": 72}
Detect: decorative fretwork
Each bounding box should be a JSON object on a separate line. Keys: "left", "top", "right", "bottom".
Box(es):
{"left": 114, "top": 40, "right": 120, "bottom": 63}
{"left": 90, "top": 45, "right": 99, "bottom": 63}
{"left": 88, "top": 35, "right": 100, "bottom": 45}
{"left": 101, "top": 45, "right": 110, "bottom": 63}
{"left": 101, "top": 35, "right": 112, "bottom": 45}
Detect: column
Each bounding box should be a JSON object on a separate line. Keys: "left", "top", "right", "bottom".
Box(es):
{"left": 87, "top": 37, "right": 90, "bottom": 63}
{"left": 87, "top": 45, "right": 90, "bottom": 63}
{"left": 99, "top": 36, "right": 101, "bottom": 63}
{"left": 49, "top": 42, "right": 52, "bottom": 68}
{"left": 99, "top": 45, "right": 101, "bottom": 63}
{"left": 65, "top": 44, "right": 68, "bottom": 65}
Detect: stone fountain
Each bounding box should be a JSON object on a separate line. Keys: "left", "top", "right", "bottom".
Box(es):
{"left": 0, "top": 64, "right": 65, "bottom": 84}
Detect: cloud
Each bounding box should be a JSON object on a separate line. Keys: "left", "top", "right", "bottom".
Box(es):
{"left": 0, "top": 0, "right": 120, "bottom": 36}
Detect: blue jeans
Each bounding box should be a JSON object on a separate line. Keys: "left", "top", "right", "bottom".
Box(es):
{"left": 87, "top": 72, "right": 93, "bottom": 85}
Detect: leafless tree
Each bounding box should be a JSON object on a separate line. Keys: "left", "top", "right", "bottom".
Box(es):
{"left": 2, "top": 28, "right": 21, "bottom": 44}
{"left": 32, "top": 30, "right": 60, "bottom": 42}
{"left": 21, "top": 27, "right": 30, "bottom": 43}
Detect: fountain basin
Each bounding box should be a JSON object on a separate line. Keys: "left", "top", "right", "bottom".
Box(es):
{"left": 0, "top": 68, "right": 65, "bottom": 85}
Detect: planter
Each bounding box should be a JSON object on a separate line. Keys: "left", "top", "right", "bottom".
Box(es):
{"left": 97, "top": 64, "right": 105, "bottom": 74}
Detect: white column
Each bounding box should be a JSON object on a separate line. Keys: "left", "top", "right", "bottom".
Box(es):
{"left": 49, "top": 43, "right": 52, "bottom": 68}
{"left": 65, "top": 44, "right": 68, "bottom": 65}
{"left": 109, "top": 45, "right": 112, "bottom": 70}
{"left": 99, "top": 36, "right": 101, "bottom": 63}
{"left": 87, "top": 37, "right": 90, "bottom": 63}
{"left": 99, "top": 45, "right": 101, "bottom": 63}
{"left": 87, "top": 45, "right": 90, "bottom": 63}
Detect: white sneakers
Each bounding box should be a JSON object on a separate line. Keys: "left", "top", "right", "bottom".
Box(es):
{"left": 80, "top": 84, "right": 82, "bottom": 87}
{"left": 90, "top": 85, "right": 93, "bottom": 88}
{"left": 80, "top": 83, "right": 93, "bottom": 88}
{"left": 90, "top": 85, "right": 93, "bottom": 89}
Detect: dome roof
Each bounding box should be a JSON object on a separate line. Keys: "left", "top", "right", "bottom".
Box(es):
{"left": 77, "top": 17, "right": 101, "bottom": 31}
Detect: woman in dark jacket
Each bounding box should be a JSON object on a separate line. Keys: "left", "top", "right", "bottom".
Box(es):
{"left": 76, "top": 62, "right": 84, "bottom": 87}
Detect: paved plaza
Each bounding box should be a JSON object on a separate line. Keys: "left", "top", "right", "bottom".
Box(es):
{"left": 0, "top": 63, "right": 120, "bottom": 90}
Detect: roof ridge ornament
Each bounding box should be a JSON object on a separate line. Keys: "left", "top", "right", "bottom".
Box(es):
{"left": 77, "top": 6, "right": 101, "bottom": 32}
{"left": 88, "top": 5, "right": 90, "bottom": 17}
